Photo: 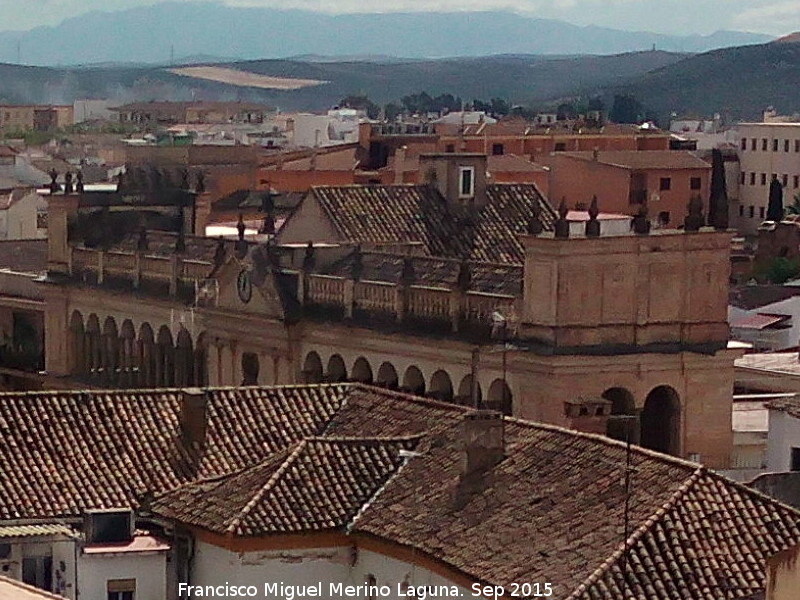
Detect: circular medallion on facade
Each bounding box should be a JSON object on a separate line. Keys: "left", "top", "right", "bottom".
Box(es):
{"left": 237, "top": 269, "right": 252, "bottom": 304}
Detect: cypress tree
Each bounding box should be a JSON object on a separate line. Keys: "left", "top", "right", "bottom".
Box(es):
{"left": 708, "top": 149, "right": 729, "bottom": 229}
{"left": 767, "top": 177, "right": 785, "bottom": 222}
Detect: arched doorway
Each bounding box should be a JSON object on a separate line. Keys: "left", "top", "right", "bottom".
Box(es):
{"left": 326, "top": 354, "right": 347, "bottom": 382}
{"left": 302, "top": 352, "right": 324, "bottom": 383}
{"left": 68, "top": 311, "right": 85, "bottom": 376}
{"left": 486, "top": 378, "right": 513, "bottom": 415}
{"left": 137, "top": 323, "right": 156, "bottom": 388}
{"left": 241, "top": 352, "right": 260, "bottom": 385}
{"left": 175, "top": 328, "right": 194, "bottom": 387}
{"left": 428, "top": 370, "right": 454, "bottom": 402}
{"left": 602, "top": 387, "right": 639, "bottom": 444}
{"left": 376, "top": 362, "right": 399, "bottom": 389}
{"left": 351, "top": 357, "right": 373, "bottom": 383}
{"left": 156, "top": 326, "right": 175, "bottom": 388}
{"left": 402, "top": 366, "right": 425, "bottom": 396}
{"left": 641, "top": 385, "right": 681, "bottom": 456}
{"left": 456, "top": 375, "right": 482, "bottom": 406}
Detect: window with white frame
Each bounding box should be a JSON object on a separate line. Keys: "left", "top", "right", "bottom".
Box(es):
{"left": 458, "top": 166, "right": 475, "bottom": 198}
{"left": 107, "top": 578, "right": 135, "bottom": 600}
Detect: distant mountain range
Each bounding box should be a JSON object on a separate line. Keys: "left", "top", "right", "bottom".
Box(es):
{"left": 0, "top": 2, "right": 773, "bottom": 66}
{"left": 604, "top": 38, "right": 800, "bottom": 121}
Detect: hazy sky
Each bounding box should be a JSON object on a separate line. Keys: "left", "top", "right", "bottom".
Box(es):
{"left": 3, "top": 0, "right": 799, "bottom": 36}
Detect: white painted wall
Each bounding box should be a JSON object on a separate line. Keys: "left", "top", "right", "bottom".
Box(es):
{"left": 78, "top": 552, "right": 167, "bottom": 600}
{"left": 190, "top": 542, "right": 490, "bottom": 600}
{"left": 767, "top": 408, "right": 800, "bottom": 471}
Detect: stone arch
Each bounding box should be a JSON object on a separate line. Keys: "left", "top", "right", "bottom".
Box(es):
{"left": 175, "top": 328, "right": 194, "bottom": 387}
{"left": 376, "top": 362, "right": 399, "bottom": 389}
{"left": 194, "top": 332, "right": 208, "bottom": 387}
{"left": 428, "top": 370, "right": 454, "bottom": 401}
{"left": 119, "top": 320, "right": 137, "bottom": 388}
{"left": 602, "top": 387, "right": 639, "bottom": 444}
{"left": 326, "top": 354, "right": 347, "bottom": 382}
{"left": 68, "top": 310, "right": 85, "bottom": 376}
{"left": 137, "top": 323, "right": 156, "bottom": 388}
{"left": 456, "top": 375, "right": 482, "bottom": 406}
{"left": 85, "top": 314, "right": 101, "bottom": 381}
{"left": 241, "top": 352, "right": 260, "bottom": 385}
{"left": 641, "top": 385, "right": 681, "bottom": 456}
{"left": 402, "top": 366, "right": 425, "bottom": 396}
{"left": 156, "top": 326, "right": 175, "bottom": 388}
{"left": 486, "top": 378, "right": 513, "bottom": 415}
{"left": 351, "top": 357, "right": 373, "bottom": 383}
{"left": 302, "top": 351, "right": 324, "bottom": 384}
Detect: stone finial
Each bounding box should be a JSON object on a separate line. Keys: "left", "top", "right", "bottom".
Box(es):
{"left": 76, "top": 170, "right": 84, "bottom": 193}
{"left": 632, "top": 200, "right": 651, "bottom": 235}
{"left": 684, "top": 194, "right": 705, "bottom": 232}
{"left": 585, "top": 195, "right": 600, "bottom": 238}
{"left": 457, "top": 260, "right": 472, "bottom": 292}
{"left": 48, "top": 168, "right": 59, "bottom": 194}
{"left": 401, "top": 256, "right": 416, "bottom": 285}
{"left": 213, "top": 236, "right": 226, "bottom": 266}
{"left": 137, "top": 227, "right": 148, "bottom": 252}
{"left": 351, "top": 245, "right": 363, "bottom": 281}
{"left": 64, "top": 170, "right": 73, "bottom": 195}
{"left": 527, "top": 203, "right": 544, "bottom": 235}
{"left": 302, "top": 241, "right": 316, "bottom": 271}
{"left": 554, "top": 198, "right": 570, "bottom": 239}
{"left": 236, "top": 213, "right": 246, "bottom": 241}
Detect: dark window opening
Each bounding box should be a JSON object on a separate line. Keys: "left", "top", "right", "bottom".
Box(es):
{"left": 792, "top": 447, "right": 800, "bottom": 471}
{"left": 659, "top": 177, "right": 671, "bottom": 191}
{"left": 761, "top": 173, "right": 767, "bottom": 185}
{"left": 750, "top": 172, "right": 756, "bottom": 185}
{"left": 658, "top": 211, "right": 670, "bottom": 226}
{"left": 763, "top": 138, "right": 768, "bottom": 151}
{"left": 690, "top": 177, "right": 701, "bottom": 190}
{"left": 760, "top": 206, "right": 765, "bottom": 219}
{"left": 554, "top": 142, "right": 566, "bottom": 151}
{"left": 785, "top": 139, "right": 790, "bottom": 152}
{"left": 749, "top": 206, "right": 755, "bottom": 218}
{"left": 492, "top": 143, "right": 504, "bottom": 155}
{"left": 445, "top": 144, "right": 455, "bottom": 153}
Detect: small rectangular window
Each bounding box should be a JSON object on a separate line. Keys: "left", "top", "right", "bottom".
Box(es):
{"left": 795, "top": 175, "right": 799, "bottom": 189}
{"left": 108, "top": 579, "right": 136, "bottom": 600}
{"left": 492, "top": 143, "right": 504, "bottom": 156}
{"left": 458, "top": 166, "right": 475, "bottom": 198}
{"left": 795, "top": 140, "right": 800, "bottom": 153}
{"left": 740, "top": 172, "right": 746, "bottom": 185}
{"left": 763, "top": 138, "right": 768, "bottom": 151}
{"left": 445, "top": 144, "right": 455, "bottom": 153}
{"left": 659, "top": 177, "right": 671, "bottom": 191}
{"left": 761, "top": 173, "right": 767, "bottom": 186}
{"left": 752, "top": 138, "right": 757, "bottom": 151}
{"left": 750, "top": 172, "right": 756, "bottom": 185}
{"left": 783, "top": 174, "right": 789, "bottom": 187}
{"left": 760, "top": 206, "right": 765, "bottom": 219}
{"left": 554, "top": 142, "right": 566, "bottom": 151}
{"left": 773, "top": 139, "right": 779, "bottom": 152}
{"left": 785, "top": 139, "right": 790, "bottom": 152}
{"left": 741, "top": 138, "right": 747, "bottom": 151}
{"left": 739, "top": 205, "right": 744, "bottom": 217}
{"left": 749, "top": 206, "right": 755, "bottom": 218}
{"left": 690, "top": 177, "right": 701, "bottom": 190}
{"left": 792, "top": 448, "right": 800, "bottom": 471}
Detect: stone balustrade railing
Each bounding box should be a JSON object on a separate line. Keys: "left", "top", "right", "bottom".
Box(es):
{"left": 302, "top": 272, "right": 518, "bottom": 334}
{"left": 70, "top": 246, "right": 211, "bottom": 299}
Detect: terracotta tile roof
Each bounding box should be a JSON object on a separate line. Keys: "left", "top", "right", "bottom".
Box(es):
{"left": 0, "top": 239, "right": 47, "bottom": 274}
{"left": 277, "top": 147, "right": 359, "bottom": 171}
{"left": 322, "top": 251, "right": 523, "bottom": 295}
{"left": 558, "top": 150, "right": 710, "bottom": 170}
{"left": 730, "top": 285, "right": 800, "bottom": 310}
{"left": 0, "top": 383, "right": 796, "bottom": 599}
{"left": 152, "top": 436, "right": 419, "bottom": 535}
{"left": 386, "top": 153, "right": 547, "bottom": 174}
{"left": 765, "top": 395, "right": 800, "bottom": 420}
{"left": 0, "top": 385, "right": 347, "bottom": 520}
{"left": 308, "top": 183, "right": 554, "bottom": 264}
{"left": 0, "top": 575, "right": 67, "bottom": 600}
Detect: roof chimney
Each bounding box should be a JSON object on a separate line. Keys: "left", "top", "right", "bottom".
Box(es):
{"left": 180, "top": 388, "right": 209, "bottom": 455}
{"left": 460, "top": 410, "right": 505, "bottom": 478}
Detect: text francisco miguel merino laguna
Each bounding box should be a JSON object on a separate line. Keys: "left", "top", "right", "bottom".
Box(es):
{"left": 178, "top": 581, "right": 555, "bottom": 599}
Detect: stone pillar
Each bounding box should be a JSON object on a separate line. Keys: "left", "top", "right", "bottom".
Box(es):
{"left": 343, "top": 279, "right": 355, "bottom": 319}
{"left": 43, "top": 289, "right": 70, "bottom": 376}
{"left": 46, "top": 194, "right": 80, "bottom": 274}
{"left": 207, "top": 343, "right": 221, "bottom": 386}
{"left": 193, "top": 192, "right": 212, "bottom": 236}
